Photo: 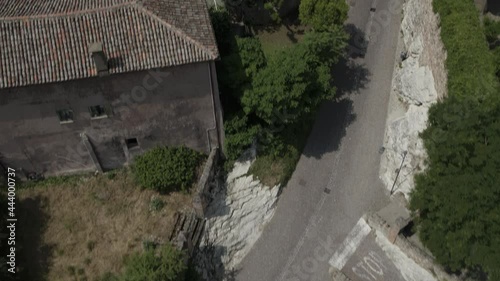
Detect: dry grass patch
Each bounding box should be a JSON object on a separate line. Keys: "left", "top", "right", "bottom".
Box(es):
{"left": 17, "top": 170, "right": 193, "bottom": 281}
{"left": 254, "top": 24, "right": 308, "bottom": 57}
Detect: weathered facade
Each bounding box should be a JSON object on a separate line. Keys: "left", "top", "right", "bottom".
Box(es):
{"left": 0, "top": 0, "right": 223, "bottom": 177}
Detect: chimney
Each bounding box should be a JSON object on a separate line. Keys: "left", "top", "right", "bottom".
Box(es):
{"left": 89, "top": 42, "right": 109, "bottom": 77}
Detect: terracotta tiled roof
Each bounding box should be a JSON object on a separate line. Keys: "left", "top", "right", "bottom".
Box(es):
{"left": 0, "top": 0, "right": 219, "bottom": 89}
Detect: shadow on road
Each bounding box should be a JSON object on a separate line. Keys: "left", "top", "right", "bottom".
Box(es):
{"left": 302, "top": 98, "right": 356, "bottom": 159}
{"left": 302, "top": 40, "right": 371, "bottom": 160}
{"left": 333, "top": 58, "right": 371, "bottom": 98}
{"left": 345, "top": 24, "right": 369, "bottom": 59}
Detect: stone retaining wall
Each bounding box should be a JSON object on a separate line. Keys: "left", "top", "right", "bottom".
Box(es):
{"left": 193, "top": 147, "right": 220, "bottom": 217}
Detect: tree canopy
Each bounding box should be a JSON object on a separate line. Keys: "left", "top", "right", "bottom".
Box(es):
{"left": 410, "top": 96, "right": 500, "bottom": 278}
{"left": 241, "top": 30, "right": 347, "bottom": 126}
{"left": 299, "top": 0, "right": 349, "bottom": 31}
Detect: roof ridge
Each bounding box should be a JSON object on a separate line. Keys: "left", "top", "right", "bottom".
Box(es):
{"left": 0, "top": 1, "right": 135, "bottom": 21}
{"left": 134, "top": 2, "right": 217, "bottom": 60}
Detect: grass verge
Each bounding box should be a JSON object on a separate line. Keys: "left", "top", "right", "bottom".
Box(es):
{"left": 249, "top": 114, "right": 315, "bottom": 187}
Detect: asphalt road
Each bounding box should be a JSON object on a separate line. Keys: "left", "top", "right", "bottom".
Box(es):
{"left": 235, "top": 0, "right": 404, "bottom": 280}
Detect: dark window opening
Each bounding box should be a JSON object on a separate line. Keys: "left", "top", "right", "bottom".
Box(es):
{"left": 89, "top": 105, "right": 108, "bottom": 119}
{"left": 126, "top": 138, "right": 139, "bottom": 149}
{"left": 56, "top": 109, "right": 74, "bottom": 123}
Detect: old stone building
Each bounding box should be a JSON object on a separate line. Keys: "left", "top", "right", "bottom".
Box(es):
{"left": 0, "top": 0, "right": 224, "bottom": 177}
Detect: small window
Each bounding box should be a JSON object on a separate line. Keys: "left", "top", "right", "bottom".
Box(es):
{"left": 89, "top": 105, "right": 108, "bottom": 119}
{"left": 126, "top": 138, "right": 139, "bottom": 149}
{"left": 56, "top": 109, "right": 74, "bottom": 123}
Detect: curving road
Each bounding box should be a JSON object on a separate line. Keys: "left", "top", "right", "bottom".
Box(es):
{"left": 235, "top": 0, "right": 404, "bottom": 280}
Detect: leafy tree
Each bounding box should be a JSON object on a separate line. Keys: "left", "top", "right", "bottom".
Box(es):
{"left": 224, "top": 113, "right": 261, "bottom": 161}
{"left": 132, "top": 146, "right": 204, "bottom": 193}
{"left": 122, "top": 243, "right": 187, "bottom": 281}
{"left": 484, "top": 17, "right": 500, "bottom": 48}
{"left": 208, "top": 7, "right": 232, "bottom": 55}
{"left": 241, "top": 30, "right": 347, "bottom": 126}
{"left": 410, "top": 97, "right": 500, "bottom": 279}
{"left": 235, "top": 37, "right": 267, "bottom": 79}
{"left": 218, "top": 37, "right": 267, "bottom": 101}
{"left": 299, "top": 0, "right": 348, "bottom": 31}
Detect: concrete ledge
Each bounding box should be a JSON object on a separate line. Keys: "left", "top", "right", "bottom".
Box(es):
{"left": 366, "top": 212, "right": 464, "bottom": 281}
{"left": 81, "top": 133, "right": 103, "bottom": 173}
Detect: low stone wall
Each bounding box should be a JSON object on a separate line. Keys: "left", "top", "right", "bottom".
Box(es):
{"left": 366, "top": 212, "right": 464, "bottom": 281}
{"left": 393, "top": 236, "right": 463, "bottom": 281}
{"left": 193, "top": 147, "right": 220, "bottom": 217}
{"left": 329, "top": 267, "right": 352, "bottom": 281}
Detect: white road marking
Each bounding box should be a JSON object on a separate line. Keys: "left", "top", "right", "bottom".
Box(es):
{"left": 329, "top": 218, "right": 372, "bottom": 270}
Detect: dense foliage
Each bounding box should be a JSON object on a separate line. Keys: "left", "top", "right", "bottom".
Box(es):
{"left": 121, "top": 244, "right": 187, "bottom": 281}
{"left": 484, "top": 18, "right": 500, "bottom": 48}
{"left": 411, "top": 96, "right": 500, "bottom": 277}
{"left": 410, "top": 0, "right": 500, "bottom": 279}
{"left": 299, "top": 0, "right": 348, "bottom": 31}
{"left": 242, "top": 30, "right": 348, "bottom": 126}
{"left": 432, "top": 0, "right": 497, "bottom": 99}
{"left": 217, "top": 37, "right": 267, "bottom": 101}
{"left": 133, "top": 146, "right": 204, "bottom": 193}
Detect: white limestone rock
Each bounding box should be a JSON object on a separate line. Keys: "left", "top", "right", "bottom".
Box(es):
{"left": 196, "top": 148, "right": 279, "bottom": 280}
{"left": 380, "top": 0, "right": 446, "bottom": 199}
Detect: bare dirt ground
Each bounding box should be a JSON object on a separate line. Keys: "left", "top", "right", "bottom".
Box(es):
{"left": 17, "top": 170, "right": 193, "bottom": 281}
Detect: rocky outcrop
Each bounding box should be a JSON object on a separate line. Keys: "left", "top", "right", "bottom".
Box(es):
{"left": 380, "top": 0, "right": 447, "bottom": 198}
{"left": 195, "top": 149, "right": 279, "bottom": 280}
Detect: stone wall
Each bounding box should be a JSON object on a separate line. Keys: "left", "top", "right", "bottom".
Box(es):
{"left": 193, "top": 147, "right": 220, "bottom": 217}
{"left": 380, "top": 0, "right": 447, "bottom": 198}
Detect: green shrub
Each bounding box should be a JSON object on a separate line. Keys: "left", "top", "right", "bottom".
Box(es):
{"left": 122, "top": 243, "right": 186, "bottom": 281}
{"left": 132, "top": 146, "right": 204, "bottom": 193}
{"left": 433, "top": 0, "right": 497, "bottom": 99}
{"left": 224, "top": 113, "right": 261, "bottom": 161}
{"left": 149, "top": 197, "right": 165, "bottom": 212}
{"left": 484, "top": 17, "right": 500, "bottom": 47}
